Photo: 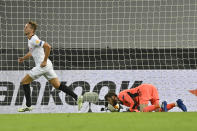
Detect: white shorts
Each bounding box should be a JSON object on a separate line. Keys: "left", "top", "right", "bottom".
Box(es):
{"left": 28, "top": 65, "right": 57, "bottom": 80}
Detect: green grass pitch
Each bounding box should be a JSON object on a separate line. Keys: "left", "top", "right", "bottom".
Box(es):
{"left": 0, "top": 112, "right": 197, "bottom": 131}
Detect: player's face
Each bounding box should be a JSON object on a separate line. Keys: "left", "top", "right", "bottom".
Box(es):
{"left": 107, "top": 96, "right": 118, "bottom": 106}
{"left": 24, "top": 24, "right": 33, "bottom": 35}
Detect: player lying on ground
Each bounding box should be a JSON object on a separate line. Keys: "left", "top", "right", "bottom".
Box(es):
{"left": 104, "top": 84, "right": 187, "bottom": 112}
{"left": 18, "top": 21, "right": 83, "bottom": 112}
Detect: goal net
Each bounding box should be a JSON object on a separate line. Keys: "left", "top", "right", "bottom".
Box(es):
{"left": 0, "top": 0, "right": 197, "bottom": 113}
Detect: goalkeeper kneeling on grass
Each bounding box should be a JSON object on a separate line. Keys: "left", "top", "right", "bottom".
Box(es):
{"left": 104, "top": 84, "right": 187, "bottom": 112}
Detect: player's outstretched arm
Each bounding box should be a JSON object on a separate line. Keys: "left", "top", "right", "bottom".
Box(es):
{"left": 18, "top": 51, "right": 32, "bottom": 63}
{"left": 40, "top": 42, "right": 51, "bottom": 67}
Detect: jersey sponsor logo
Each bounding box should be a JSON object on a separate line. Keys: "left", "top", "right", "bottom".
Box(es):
{"left": 36, "top": 40, "right": 42, "bottom": 46}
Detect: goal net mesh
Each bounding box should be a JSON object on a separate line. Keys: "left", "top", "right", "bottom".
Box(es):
{"left": 0, "top": 0, "right": 196, "bottom": 113}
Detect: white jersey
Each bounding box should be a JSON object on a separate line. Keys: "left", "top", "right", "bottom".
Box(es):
{"left": 28, "top": 35, "right": 52, "bottom": 67}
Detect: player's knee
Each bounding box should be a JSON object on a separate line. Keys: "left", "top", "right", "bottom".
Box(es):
{"left": 139, "top": 104, "right": 148, "bottom": 112}
{"left": 51, "top": 82, "right": 60, "bottom": 89}
{"left": 52, "top": 82, "right": 60, "bottom": 89}
{"left": 49, "top": 78, "right": 60, "bottom": 88}
{"left": 53, "top": 84, "right": 60, "bottom": 89}
{"left": 142, "top": 108, "right": 148, "bottom": 112}
{"left": 154, "top": 108, "right": 160, "bottom": 112}
{"left": 21, "top": 79, "right": 31, "bottom": 85}
{"left": 21, "top": 75, "right": 33, "bottom": 85}
{"left": 20, "top": 79, "right": 30, "bottom": 85}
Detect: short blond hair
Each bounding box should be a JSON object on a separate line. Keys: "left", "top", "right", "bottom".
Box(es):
{"left": 28, "top": 21, "right": 37, "bottom": 32}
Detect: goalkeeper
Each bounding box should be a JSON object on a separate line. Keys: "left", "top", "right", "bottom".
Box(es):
{"left": 105, "top": 84, "right": 187, "bottom": 112}
{"left": 18, "top": 21, "right": 83, "bottom": 112}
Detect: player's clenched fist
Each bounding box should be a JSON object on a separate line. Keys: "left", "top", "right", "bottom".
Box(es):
{"left": 18, "top": 57, "right": 24, "bottom": 63}
{"left": 40, "top": 61, "right": 47, "bottom": 67}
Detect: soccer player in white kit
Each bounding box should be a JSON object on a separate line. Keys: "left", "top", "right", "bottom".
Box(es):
{"left": 18, "top": 21, "right": 83, "bottom": 112}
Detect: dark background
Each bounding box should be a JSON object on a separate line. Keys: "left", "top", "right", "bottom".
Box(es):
{"left": 1, "top": 0, "right": 197, "bottom": 70}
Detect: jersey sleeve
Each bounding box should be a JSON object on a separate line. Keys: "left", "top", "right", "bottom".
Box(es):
{"left": 118, "top": 92, "right": 135, "bottom": 112}
{"left": 30, "top": 36, "right": 45, "bottom": 47}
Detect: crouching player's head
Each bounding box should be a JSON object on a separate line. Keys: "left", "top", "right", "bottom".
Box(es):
{"left": 104, "top": 92, "right": 121, "bottom": 112}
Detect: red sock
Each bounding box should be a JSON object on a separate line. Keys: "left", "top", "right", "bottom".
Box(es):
{"left": 143, "top": 105, "right": 159, "bottom": 112}
{"left": 167, "top": 103, "right": 175, "bottom": 111}
{"left": 159, "top": 103, "right": 176, "bottom": 112}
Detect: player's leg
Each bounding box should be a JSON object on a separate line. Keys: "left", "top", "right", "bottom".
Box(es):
{"left": 161, "top": 99, "right": 187, "bottom": 112}
{"left": 150, "top": 85, "right": 161, "bottom": 112}
{"left": 160, "top": 100, "right": 186, "bottom": 112}
{"left": 18, "top": 67, "right": 43, "bottom": 112}
{"left": 45, "top": 68, "right": 85, "bottom": 111}
{"left": 160, "top": 99, "right": 187, "bottom": 112}
{"left": 44, "top": 68, "right": 78, "bottom": 100}
{"left": 49, "top": 77, "right": 78, "bottom": 101}
{"left": 138, "top": 96, "right": 160, "bottom": 112}
{"left": 21, "top": 74, "right": 33, "bottom": 106}
{"left": 149, "top": 86, "right": 185, "bottom": 112}
{"left": 141, "top": 99, "right": 160, "bottom": 112}
{"left": 139, "top": 104, "right": 148, "bottom": 112}
{"left": 49, "top": 77, "right": 83, "bottom": 111}
{"left": 142, "top": 104, "right": 160, "bottom": 112}
{"left": 139, "top": 97, "right": 160, "bottom": 112}
{"left": 165, "top": 103, "right": 176, "bottom": 111}
{"left": 21, "top": 74, "right": 33, "bottom": 105}
{"left": 18, "top": 74, "right": 33, "bottom": 112}
{"left": 138, "top": 84, "right": 160, "bottom": 112}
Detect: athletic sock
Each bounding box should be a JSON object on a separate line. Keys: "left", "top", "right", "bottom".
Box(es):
{"left": 167, "top": 103, "right": 176, "bottom": 111}
{"left": 158, "top": 103, "right": 176, "bottom": 112}
{"left": 22, "top": 84, "right": 31, "bottom": 107}
{"left": 58, "top": 83, "right": 78, "bottom": 101}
